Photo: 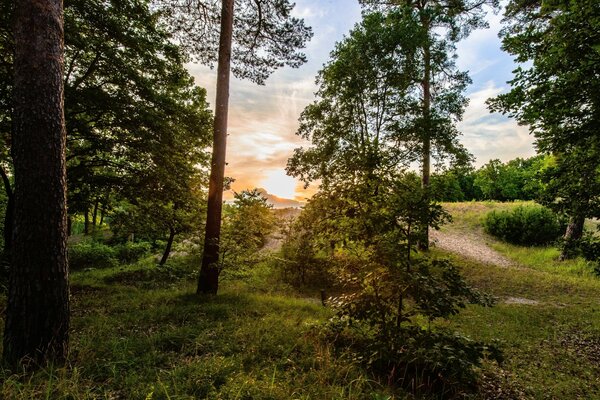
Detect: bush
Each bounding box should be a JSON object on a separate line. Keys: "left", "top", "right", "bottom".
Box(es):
{"left": 114, "top": 241, "right": 151, "bottom": 264}
{"left": 484, "top": 205, "right": 565, "bottom": 246}
{"left": 326, "top": 259, "right": 500, "bottom": 397}
{"left": 69, "top": 241, "right": 117, "bottom": 270}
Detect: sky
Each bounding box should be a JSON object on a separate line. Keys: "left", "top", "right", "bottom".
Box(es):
{"left": 186, "top": 0, "right": 536, "bottom": 203}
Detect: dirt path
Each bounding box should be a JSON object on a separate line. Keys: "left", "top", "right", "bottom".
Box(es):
{"left": 430, "top": 230, "right": 515, "bottom": 268}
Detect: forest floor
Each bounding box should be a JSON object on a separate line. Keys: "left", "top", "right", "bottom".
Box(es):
{"left": 1, "top": 201, "right": 600, "bottom": 399}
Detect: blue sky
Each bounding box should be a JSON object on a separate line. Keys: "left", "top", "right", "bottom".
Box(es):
{"left": 187, "top": 0, "right": 535, "bottom": 201}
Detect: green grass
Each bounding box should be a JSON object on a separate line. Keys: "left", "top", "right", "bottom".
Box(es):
{"left": 2, "top": 201, "right": 600, "bottom": 399}
{"left": 0, "top": 258, "right": 391, "bottom": 399}
{"left": 436, "top": 201, "right": 600, "bottom": 399}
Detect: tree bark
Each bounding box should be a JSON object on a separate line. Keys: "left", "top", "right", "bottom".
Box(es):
{"left": 84, "top": 209, "right": 89, "bottom": 235}
{"left": 418, "top": 18, "right": 431, "bottom": 251}
{"left": 1, "top": 165, "right": 14, "bottom": 255}
{"left": 92, "top": 198, "right": 99, "bottom": 229}
{"left": 197, "top": 0, "right": 234, "bottom": 295}
{"left": 3, "top": 0, "right": 70, "bottom": 366}
{"left": 160, "top": 227, "right": 176, "bottom": 266}
{"left": 559, "top": 214, "right": 585, "bottom": 261}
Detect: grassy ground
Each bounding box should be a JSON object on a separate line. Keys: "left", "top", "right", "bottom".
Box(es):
{"left": 2, "top": 202, "right": 600, "bottom": 399}
{"left": 439, "top": 201, "right": 600, "bottom": 399}
{"left": 0, "top": 257, "right": 390, "bottom": 399}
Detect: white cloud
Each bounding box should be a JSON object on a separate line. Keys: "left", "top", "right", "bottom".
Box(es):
{"left": 458, "top": 82, "right": 535, "bottom": 166}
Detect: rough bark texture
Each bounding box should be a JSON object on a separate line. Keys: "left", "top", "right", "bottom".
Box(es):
{"left": 559, "top": 215, "right": 586, "bottom": 261}
{"left": 3, "top": 0, "right": 70, "bottom": 366}
{"left": 160, "top": 227, "right": 176, "bottom": 266}
{"left": 197, "top": 0, "right": 234, "bottom": 295}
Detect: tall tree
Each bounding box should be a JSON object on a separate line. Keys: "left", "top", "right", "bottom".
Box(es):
{"left": 360, "top": 0, "right": 499, "bottom": 248}
{"left": 198, "top": 0, "right": 234, "bottom": 294}
{"left": 3, "top": 0, "right": 70, "bottom": 365}
{"left": 156, "top": 0, "right": 312, "bottom": 294}
{"left": 489, "top": 0, "right": 600, "bottom": 258}
{"left": 0, "top": 0, "right": 213, "bottom": 254}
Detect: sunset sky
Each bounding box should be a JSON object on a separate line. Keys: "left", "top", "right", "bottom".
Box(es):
{"left": 187, "top": 0, "right": 536, "bottom": 202}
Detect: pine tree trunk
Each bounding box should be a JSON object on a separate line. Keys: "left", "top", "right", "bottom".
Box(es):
{"left": 559, "top": 215, "right": 585, "bottom": 261}
{"left": 3, "top": 0, "right": 70, "bottom": 366}
{"left": 197, "top": 0, "right": 234, "bottom": 295}
{"left": 160, "top": 227, "right": 176, "bottom": 266}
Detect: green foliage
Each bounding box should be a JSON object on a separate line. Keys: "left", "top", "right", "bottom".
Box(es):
{"left": 279, "top": 202, "right": 334, "bottom": 286}
{"left": 69, "top": 239, "right": 152, "bottom": 270}
{"left": 484, "top": 205, "right": 565, "bottom": 246}
{"left": 281, "top": 174, "right": 497, "bottom": 395}
{"left": 68, "top": 241, "right": 118, "bottom": 270}
{"left": 156, "top": 0, "right": 313, "bottom": 85}
{"left": 219, "top": 189, "right": 276, "bottom": 279}
{"left": 0, "top": 0, "right": 214, "bottom": 244}
{"left": 489, "top": 0, "right": 600, "bottom": 229}
{"left": 113, "top": 241, "right": 151, "bottom": 264}
{"left": 430, "top": 155, "right": 549, "bottom": 202}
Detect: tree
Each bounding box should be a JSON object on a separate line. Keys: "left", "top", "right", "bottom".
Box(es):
{"left": 0, "top": 0, "right": 213, "bottom": 252}
{"left": 3, "top": 0, "right": 70, "bottom": 365}
{"left": 360, "top": 0, "right": 499, "bottom": 248}
{"left": 288, "top": 12, "right": 423, "bottom": 194}
{"left": 489, "top": 0, "right": 600, "bottom": 258}
{"left": 155, "top": 0, "right": 313, "bottom": 295}
{"left": 218, "top": 189, "right": 275, "bottom": 278}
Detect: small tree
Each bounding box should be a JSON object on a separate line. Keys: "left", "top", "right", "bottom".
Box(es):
{"left": 218, "top": 189, "right": 276, "bottom": 278}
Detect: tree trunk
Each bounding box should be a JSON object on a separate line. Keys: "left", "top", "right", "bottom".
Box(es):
{"left": 84, "top": 209, "right": 89, "bottom": 235}
{"left": 559, "top": 215, "right": 585, "bottom": 261}
{"left": 197, "top": 0, "right": 234, "bottom": 295}
{"left": 99, "top": 205, "right": 105, "bottom": 226}
{"left": 92, "top": 198, "right": 99, "bottom": 229}
{"left": 418, "top": 23, "right": 431, "bottom": 251}
{"left": 160, "top": 227, "right": 176, "bottom": 266}
{"left": 3, "top": 0, "right": 70, "bottom": 366}
{"left": 1, "top": 165, "right": 14, "bottom": 255}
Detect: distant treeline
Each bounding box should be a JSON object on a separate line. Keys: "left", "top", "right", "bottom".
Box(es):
{"left": 430, "top": 155, "right": 547, "bottom": 202}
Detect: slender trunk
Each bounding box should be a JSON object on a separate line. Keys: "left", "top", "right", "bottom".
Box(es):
{"left": 159, "top": 227, "right": 176, "bottom": 266}
{"left": 84, "top": 209, "right": 89, "bottom": 235}
{"left": 3, "top": 0, "right": 70, "bottom": 366}
{"left": 559, "top": 215, "right": 585, "bottom": 261}
{"left": 99, "top": 205, "right": 105, "bottom": 226}
{"left": 418, "top": 19, "right": 431, "bottom": 252}
{"left": 92, "top": 198, "right": 99, "bottom": 229}
{"left": 1, "top": 166, "right": 14, "bottom": 255}
{"left": 197, "top": 0, "right": 234, "bottom": 295}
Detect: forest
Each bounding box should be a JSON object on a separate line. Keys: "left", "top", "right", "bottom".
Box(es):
{"left": 0, "top": 0, "right": 599, "bottom": 398}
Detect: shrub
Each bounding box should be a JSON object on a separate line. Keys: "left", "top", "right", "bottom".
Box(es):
{"left": 114, "top": 241, "right": 151, "bottom": 264}
{"left": 69, "top": 241, "right": 117, "bottom": 270}
{"left": 326, "top": 259, "right": 500, "bottom": 396}
{"left": 484, "top": 205, "right": 565, "bottom": 246}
